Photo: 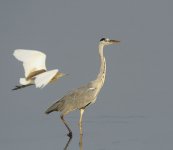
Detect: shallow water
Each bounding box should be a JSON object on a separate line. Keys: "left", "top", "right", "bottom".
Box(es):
{"left": 1, "top": 111, "right": 173, "bottom": 150}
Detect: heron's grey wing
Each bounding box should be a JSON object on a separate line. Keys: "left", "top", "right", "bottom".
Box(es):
{"left": 61, "top": 84, "right": 97, "bottom": 112}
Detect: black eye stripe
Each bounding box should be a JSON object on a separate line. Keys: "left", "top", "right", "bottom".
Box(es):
{"left": 100, "top": 38, "right": 106, "bottom": 41}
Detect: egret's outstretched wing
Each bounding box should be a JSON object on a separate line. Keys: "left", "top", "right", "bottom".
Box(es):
{"left": 13, "top": 49, "right": 47, "bottom": 77}
{"left": 34, "top": 69, "right": 58, "bottom": 88}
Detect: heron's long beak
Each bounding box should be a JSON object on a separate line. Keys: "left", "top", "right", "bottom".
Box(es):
{"left": 110, "top": 39, "right": 120, "bottom": 44}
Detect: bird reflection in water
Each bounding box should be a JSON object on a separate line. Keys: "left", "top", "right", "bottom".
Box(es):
{"left": 63, "top": 134, "right": 83, "bottom": 150}
{"left": 79, "top": 134, "right": 83, "bottom": 150}
{"left": 63, "top": 137, "right": 72, "bottom": 150}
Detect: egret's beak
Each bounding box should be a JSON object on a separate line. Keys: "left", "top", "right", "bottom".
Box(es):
{"left": 110, "top": 39, "right": 120, "bottom": 44}
{"left": 56, "top": 72, "right": 68, "bottom": 78}
{"left": 64, "top": 73, "right": 69, "bottom": 76}
{"left": 59, "top": 72, "right": 69, "bottom": 77}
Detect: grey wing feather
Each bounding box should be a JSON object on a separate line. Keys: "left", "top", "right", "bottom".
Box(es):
{"left": 45, "top": 100, "right": 64, "bottom": 114}
{"left": 45, "top": 82, "right": 97, "bottom": 115}
{"left": 61, "top": 83, "right": 97, "bottom": 111}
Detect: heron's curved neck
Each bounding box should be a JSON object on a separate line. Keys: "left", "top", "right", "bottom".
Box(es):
{"left": 96, "top": 44, "right": 106, "bottom": 86}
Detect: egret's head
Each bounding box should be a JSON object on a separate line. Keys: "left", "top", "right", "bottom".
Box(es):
{"left": 99, "top": 38, "right": 120, "bottom": 46}
{"left": 55, "top": 72, "right": 66, "bottom": 80}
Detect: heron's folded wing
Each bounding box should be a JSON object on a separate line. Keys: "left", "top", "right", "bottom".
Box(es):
{"left": 13, "top": 49, "right": 47, "bottom": 77}
{"left": 34, "top": 69, "right": 58, "bottom": 88}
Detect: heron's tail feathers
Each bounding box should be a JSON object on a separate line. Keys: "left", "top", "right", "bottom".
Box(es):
{"left": 45, "top": 100, "right": 64, "bottom": 114}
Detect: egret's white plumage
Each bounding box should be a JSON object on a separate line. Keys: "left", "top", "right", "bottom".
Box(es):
{"left": 13, "top": 49, "right": 65, "bottom": 90}
{"left": 13, "top": 49, "right": 46, "bottom": 77}
{"left": 34, "top": 69, "right": 58, "bottom": 88}
{"left": 19, "top": 78, "right": 34, "bottom": 85}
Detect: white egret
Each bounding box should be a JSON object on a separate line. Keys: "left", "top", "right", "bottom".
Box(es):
{"left": 13, "top": 49, "right": 65, "bottom": 90}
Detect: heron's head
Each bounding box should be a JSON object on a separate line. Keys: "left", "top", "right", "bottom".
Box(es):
{"left": 99, "top": 38, "right": 120, "bottom": 46}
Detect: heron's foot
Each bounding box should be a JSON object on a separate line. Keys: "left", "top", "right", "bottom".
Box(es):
{"left": 67, "top": 132, "right": 72, "bottom": 138}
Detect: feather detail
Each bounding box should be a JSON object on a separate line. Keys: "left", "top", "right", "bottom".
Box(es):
{"left": 13, "top": 49, "right": 47, "bottom": 77}
{"left": 34, "top": 69, "right": 58, "bottom": 88}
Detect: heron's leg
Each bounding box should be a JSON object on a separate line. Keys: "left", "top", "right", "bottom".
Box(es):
{"left": 60, "top": 115, "right": 72, "bottom": 138}
{"left": 79, "top": 133, "right": 83, "bottom": 150}
{"left": 79, "top": 109, "right": 85, "bottom": 135}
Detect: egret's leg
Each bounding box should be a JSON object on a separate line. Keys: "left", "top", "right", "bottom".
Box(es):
{"left": 60, "top": 115, "right": 72, "bottom": 138}
{"left": 12, "top": 84, "right": 34, "bottom": 90}
{"left": 79, "top": 109, "right": 85, "bottom": 135}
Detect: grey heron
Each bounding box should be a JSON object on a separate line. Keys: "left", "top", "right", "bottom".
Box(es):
{"left": 45, "top": 38, "right": 120, "bottom": 137}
